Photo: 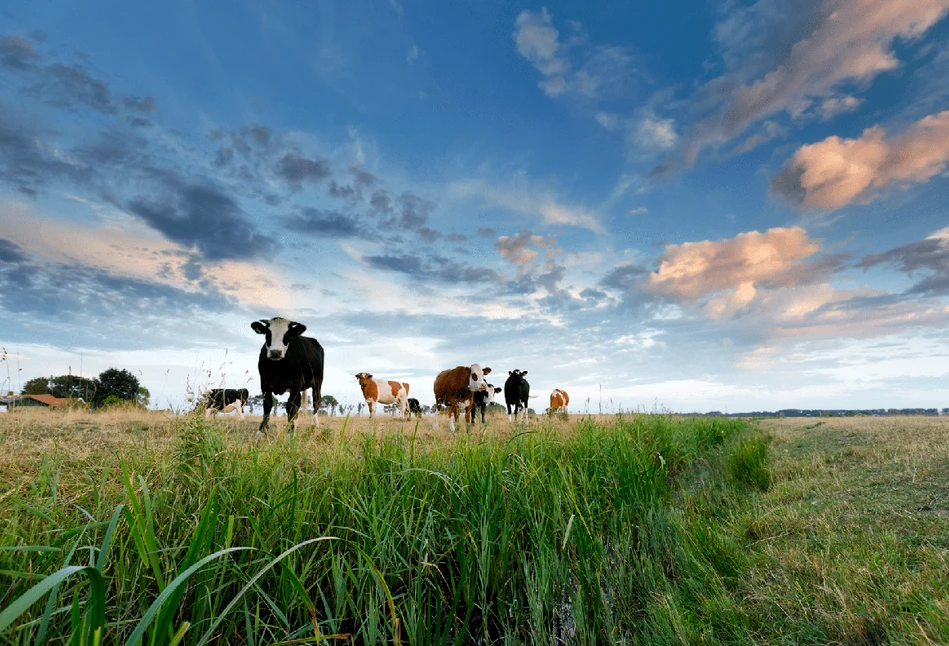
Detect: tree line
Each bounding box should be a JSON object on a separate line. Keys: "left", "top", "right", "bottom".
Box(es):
{"left": 21, "top": 368, "right": 149, "bottom": 408}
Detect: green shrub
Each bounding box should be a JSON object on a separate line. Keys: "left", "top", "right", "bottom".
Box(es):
{"left": 728, "top": 434, "right": 771, "bottom": 491}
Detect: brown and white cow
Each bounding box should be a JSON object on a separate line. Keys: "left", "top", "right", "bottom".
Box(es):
{"left": 355, "top": 373, "right": 410, "bottom": 418}
{"left": 433, "top": 364, "right": 491, "bottom": 432}
{"left": 549, "top": 388, "right": 569, "bottom": 414}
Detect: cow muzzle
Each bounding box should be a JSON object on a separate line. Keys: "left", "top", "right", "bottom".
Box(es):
{"left": 268, "top": 350, "right": 284, "bottom": 360}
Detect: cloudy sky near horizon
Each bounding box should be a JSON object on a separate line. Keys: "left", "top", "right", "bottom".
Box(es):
{"left": 2, "top": 0, "right": 949, "bottom": 414}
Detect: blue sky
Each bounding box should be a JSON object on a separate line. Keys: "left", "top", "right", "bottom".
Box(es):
{"left": 2, "top": 0, "right": 949, "bottom": 413}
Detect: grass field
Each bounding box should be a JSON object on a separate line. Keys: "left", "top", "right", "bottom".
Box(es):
{"left": 0, "top": 409, "right": 947, "bottom": 644}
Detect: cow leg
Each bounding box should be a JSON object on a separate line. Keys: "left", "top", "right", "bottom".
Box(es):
{"left": 259, "top": 391, "right": 273, "bottom": 433}
{"left": 310, "top": 380, "right": 322, "bottom": 426}
{"left": 236, "top": 401, "right": 245, "bottom": 421}
{"left": 448, "top": 402, "right": 457, "bottom": 432}
{"left": 287, "top": 389, "right": 302, "bottom": 432}
{"left": 204, "top": 407, "right": 214, "bottom": 419}
{"left": 368, "top": 400, "right": 375, "bottom": 419}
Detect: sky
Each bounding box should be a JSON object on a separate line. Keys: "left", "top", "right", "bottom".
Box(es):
{"left": 2, "top": 0, "right": 949, "bottom": 414}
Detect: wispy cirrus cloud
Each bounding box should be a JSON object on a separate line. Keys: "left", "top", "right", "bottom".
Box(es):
{"left": 673, "top": 0, "right": 949, "bottom": 169}
{"left": 771, "top": 110, "right": 949, "bottom": 210}
{"left": 512, "top": 8, "right": 635, "bottom": 100}
{"left": 448, "top": 178, "right": 603, "bottom": 233}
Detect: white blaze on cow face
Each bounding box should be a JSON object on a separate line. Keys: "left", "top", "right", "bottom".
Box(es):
{"left": 468, "top": 364, "right": 491, "bottom": 392}
{"left": 252, "top": 317, "right": 306, "bottom": 360}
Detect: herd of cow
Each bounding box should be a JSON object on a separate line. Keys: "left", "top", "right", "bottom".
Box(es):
{"left": 194, "top": 317, "right": 571, "bottom": 434}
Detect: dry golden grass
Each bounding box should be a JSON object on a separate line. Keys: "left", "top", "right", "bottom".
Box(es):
{"left": 0, "top": 406, "right": 589, "bottom": 474}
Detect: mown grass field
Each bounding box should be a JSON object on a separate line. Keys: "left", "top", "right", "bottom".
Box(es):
{"left": 0, "top": 409, "right": 946, "bottom": 644}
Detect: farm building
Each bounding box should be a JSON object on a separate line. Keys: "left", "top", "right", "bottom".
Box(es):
{"left": 0, "top": 394, "right": 70, "bottom": 409}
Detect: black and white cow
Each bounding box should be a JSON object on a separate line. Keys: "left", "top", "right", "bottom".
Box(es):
{"left": 252, "top": 317, "right": 324, "bottom": 434}
{"left": 407, "top": 397, "right": 423, "bottom": 417}
{"left": 504, "top": 369, "right": 530, "bottom": 422}
{"left": 199, "top": 388, "right": 249, "bottom": 420}
{"left": 470, "top": 383, "right": 501, "bottom": 423}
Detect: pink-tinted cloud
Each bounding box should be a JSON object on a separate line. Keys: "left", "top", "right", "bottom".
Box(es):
{"left": 771, "top": 110, "right": 949, "bottom": 209}
{"left": 681, "top": 0, "right": 949, "bottom": 167}
{"left": 496, "top": 230, "right": 556, "bottom": 270}
{"left": 646, "top": 227, "right": 822, "bottom": 301}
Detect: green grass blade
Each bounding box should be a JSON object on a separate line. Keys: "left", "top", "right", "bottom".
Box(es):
{"left": 151, "top": 491, "right": 219, "bottom": 644}
{"left": 122, "top": 546, "right": 252, "bottom": 646}
{"left": 195, "top": 537, "right": 338, "bottom": 646}
{"left": 0, "top": 565, "right": 105, "bottom": 641}
{"left": 94, "top": 505, "right": 125, "bottom": 572}
{"left": 35, "top": 524, "right": 91, "bottom": 646}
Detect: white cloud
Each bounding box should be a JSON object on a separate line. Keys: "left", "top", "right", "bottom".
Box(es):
{"left": 634, "top": 113, "right": 677, "bottom": 151}
{"left": 819, "top": 95, "right": 862, "bottom": 120}
{"left": 512, "top": 9, "right": 632, "bottom": 101}
{"left": 595, "top": 112, "right": 620, "bottom": 130}
{"left": 447, "top": 178, "right": 603, "bottom": 232}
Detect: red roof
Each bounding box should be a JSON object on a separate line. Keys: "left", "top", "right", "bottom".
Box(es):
{"left": 27, "top": 394, "right": 69, "bottom": 407}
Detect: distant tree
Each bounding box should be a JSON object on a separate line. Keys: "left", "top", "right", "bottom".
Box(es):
{"left": 94, "top": 368, "right": 140, "bottom": 406}
{"left": 320, "top": 395, "right": 339, "bottom": 416}
{"left": 136, "top": 386, "right": 151, "bottom": 407}
{"left": 248, "top": 394, "right": 265, "bottom": 413}
{"left": 99, "top": 395, "right": 126, "bottom": 409}
{"left": 357, "top": 402, "right": 364, "bottom": 416}
{"left": 50, "top": 375, "right": 97, "bottom": 400}
{"left": 22, "top": 377, "right": 50, "bottom": 395}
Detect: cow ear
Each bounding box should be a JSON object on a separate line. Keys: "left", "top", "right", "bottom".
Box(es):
{"left": 483, "top": 367, "right": 491, "bottom": 375}
{"left": 367, "top": 374, "right": 373, "bottom": 379}
{"left": 251, "top": 321, "right": 269, "bottom": 334}
{"left": 522, "top": 371, "right": 528, "bottom": 376}
{"left": 288, "top": 321, "right": 307, "bottom": 336}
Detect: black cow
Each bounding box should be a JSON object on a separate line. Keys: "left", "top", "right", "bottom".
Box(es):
{"left": 470, "top": 384, "right": 501, "bottom": 423}
{"left": 199, "top": 388, "right": 249, "bottom": 420}
{"left": 504, "top": 370, "right": 530, "bottom": 422}
{"left": 407, "top": 397, "right": 423, "bottom": 417}
{"left": 252, "top": 317, "right": 324, "bottom": 434}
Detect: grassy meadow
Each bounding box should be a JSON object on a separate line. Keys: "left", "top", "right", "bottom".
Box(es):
{"left": 0, "top": 408, "right": 946, "bottom": 644}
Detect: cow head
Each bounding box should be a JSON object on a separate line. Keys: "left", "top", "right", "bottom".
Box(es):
{"left": 251, "top": 317, "right": 306, "bottom": 360}
{"left": 508, "top": 369, "right": 528, "bottom": 380}
{"left": 355, "top": 372, "right": 373, "bottom": 383}
{"left": 468, "top": 364, "right": 491, "bottom": 392}
{"left": 484, "top": 384, "right": 501, "bottom": 404}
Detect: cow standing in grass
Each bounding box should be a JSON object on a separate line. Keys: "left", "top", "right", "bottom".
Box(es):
{"left": 355, "top": 373, "right": 410, "bottom": 419}
{"left": 433, "top": 364, "right": 491, "bottom": 432}
{"left": 198, "top": 388, "right": 249, "bottom": 420}
{"left": 252, "top": 317, "right": 324, "bottom": 435}
{"left": 471, "top": 384, "right": 501, "bottom": 423}
{"left": 504, "top": 369, "right": 530, "bottom": 422}
{"left": 549, "top": 389, "right": 569, "bottom": 415}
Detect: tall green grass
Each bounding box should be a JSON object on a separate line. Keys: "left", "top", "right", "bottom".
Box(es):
{"left": 1, "top": 413, "right": 759, "bottom": 644}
